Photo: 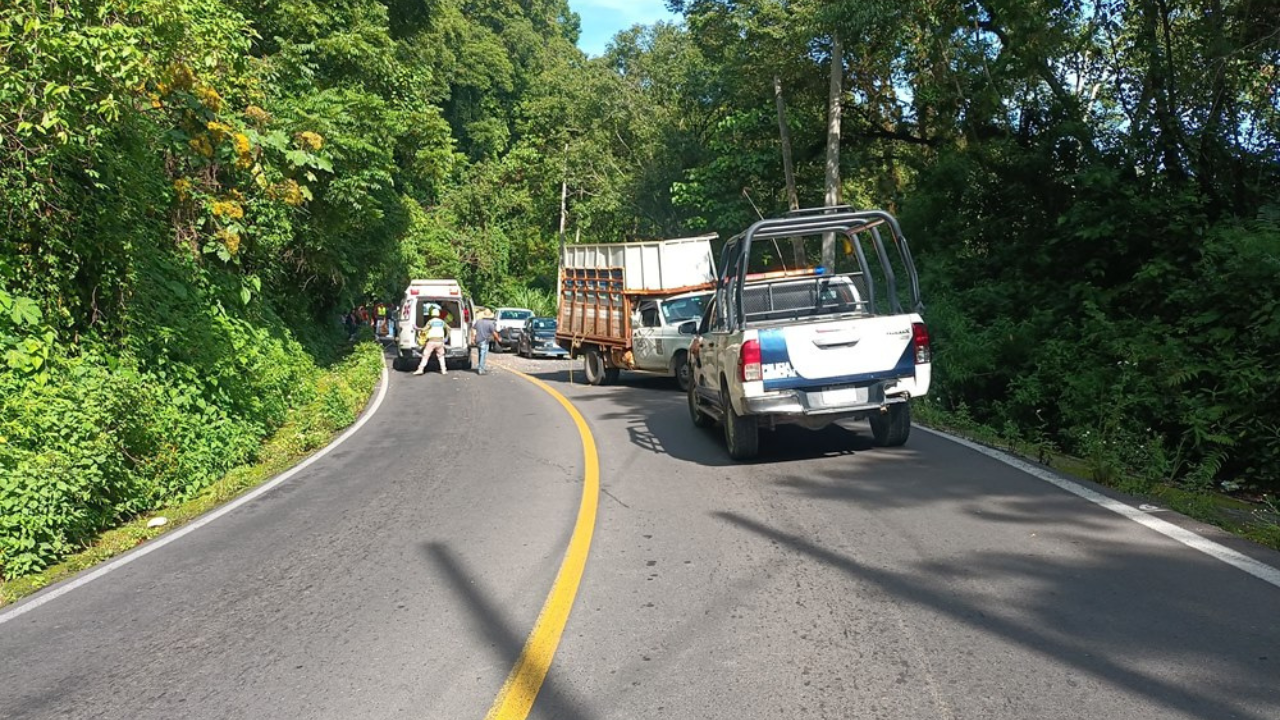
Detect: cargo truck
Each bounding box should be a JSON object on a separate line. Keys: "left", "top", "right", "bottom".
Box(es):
{"left": 555, "top": 235, "right": 718, "bottom": 389}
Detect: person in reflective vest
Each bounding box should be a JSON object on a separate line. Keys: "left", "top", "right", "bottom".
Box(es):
{"left": 414, "top": 307, "right": 449, "bottom": 375}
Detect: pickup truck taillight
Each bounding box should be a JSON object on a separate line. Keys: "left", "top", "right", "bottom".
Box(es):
{"left": 912, "top": 322, "right": 931, "bottom": 364}
{"left": 739, "top": 339, "right": 762, "bottom": 382}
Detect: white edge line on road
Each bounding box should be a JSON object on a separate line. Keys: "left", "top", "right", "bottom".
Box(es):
{"left": 918, "top": 426, "right": 1280, "bottom": 590}
{"left": 0, "top": 358, "right": 392, "bottom": 626}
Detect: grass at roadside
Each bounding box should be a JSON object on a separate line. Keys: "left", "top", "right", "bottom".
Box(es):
{"left": 0, "top": 342, "right": 385, "bottom": 609}
{"left": 913, "top": 402, "right": 1280, "bottom": 554}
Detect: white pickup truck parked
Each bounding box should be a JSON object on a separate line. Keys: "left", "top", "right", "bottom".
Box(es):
{"left": 685, "top": 208, "right": 931, "bottom": 460}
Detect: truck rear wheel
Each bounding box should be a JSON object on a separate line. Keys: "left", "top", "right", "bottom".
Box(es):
{"left": 722, "top": 382, "right": 759, "bottom": 460}
{"left": 673, "top": 352, "right": 691, "bottom": 392}
{"left": 870, "top": 402, "right": 911, "bottom": 447}
{"left": 583, "top": 348, "right": 606, "bottom": 385}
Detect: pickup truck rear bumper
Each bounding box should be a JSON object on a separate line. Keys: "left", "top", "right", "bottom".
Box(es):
{"left": 743, "top": 382, "right": 905, "bottom": 417}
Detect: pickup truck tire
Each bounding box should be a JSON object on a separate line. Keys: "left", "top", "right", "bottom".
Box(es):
{"left": 870, "top": 402, "right": 911, "bottom": 447}
{"left": 722, "top": 382, "right": 759, "bottom": 460}
{"left": 673, "top": 352, "right": 691, "bottom": 392}
{"left": 688, "top": 382, "right": 713, "bottom": 428}
{"left": 584, "top": 348, "right": 607, "bottom": 385}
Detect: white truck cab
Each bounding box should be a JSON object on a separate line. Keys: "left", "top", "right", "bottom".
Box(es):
{"left": 630, "top": 289, "right": 713, "bottom": 390}
{"left": 394, "top": 279, "right": 474, "bottom": 371}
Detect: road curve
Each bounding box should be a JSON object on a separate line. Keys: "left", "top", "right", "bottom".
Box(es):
{"left": 2, "top": 350, "right": 1279, "bottom": 720}
{"left": 0, "top": 353, "right": 586, "bottom": 719}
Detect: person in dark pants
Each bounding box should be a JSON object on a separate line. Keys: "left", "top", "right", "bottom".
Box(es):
{"left": 344, "top": 311, "right": 357, "bottom": 340}
{"left": 470, "top": 309, "right": 501, "bottom": 375}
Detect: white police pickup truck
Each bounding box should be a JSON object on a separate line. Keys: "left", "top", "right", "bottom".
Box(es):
{"left": 685, "top": 208, "right": 931, "bottom": 460}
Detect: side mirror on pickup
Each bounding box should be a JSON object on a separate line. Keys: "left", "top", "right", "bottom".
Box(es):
{"left": 678, "top": 320, "right": 698, "bottom": 335}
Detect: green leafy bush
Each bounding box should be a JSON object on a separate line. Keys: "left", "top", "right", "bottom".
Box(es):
{"left": 905, "top": 138, "right": 1280, "bottom": 494}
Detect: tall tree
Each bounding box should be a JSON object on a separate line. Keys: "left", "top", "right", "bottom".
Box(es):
{"left": 822, "top": 31, "right": 843, "bottom": 269}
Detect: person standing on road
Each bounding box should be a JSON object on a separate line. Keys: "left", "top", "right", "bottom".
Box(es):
{"left": 414, "top": 307, "right": 449, "bottom": 376}
{"left": 374, "top": 302, "right": 389, "bottom": 338}
{"left": 470, "top": 308, "right": 501, "bottom": 375}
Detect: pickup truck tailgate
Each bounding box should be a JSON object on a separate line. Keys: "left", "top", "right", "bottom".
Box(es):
{"left": 759, "top": 316, "right": 917, "bottom": 390}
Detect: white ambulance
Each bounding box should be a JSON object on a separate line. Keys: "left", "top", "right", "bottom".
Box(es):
{"left": 394, "top": 279, "right": 475, "bottom": 371}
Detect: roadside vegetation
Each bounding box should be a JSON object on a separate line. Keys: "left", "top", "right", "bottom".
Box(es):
{"left": 2, "top": 0, "right": 1278, "bottom": 581}
{"left": 0, "top": 340, "right": 382, "bottom": 605}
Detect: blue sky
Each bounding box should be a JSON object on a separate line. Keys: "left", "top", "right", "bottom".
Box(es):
{"left": 570, "top": 0, "right": 679, "bottom": 57}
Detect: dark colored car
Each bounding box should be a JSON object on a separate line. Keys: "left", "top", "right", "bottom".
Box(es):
{"left": 517, "top": 317, "right": 568, "bottom": 358}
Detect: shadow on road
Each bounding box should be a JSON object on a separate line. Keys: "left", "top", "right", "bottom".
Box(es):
{"left": 715, "top": 510, "right": 1280, "bottom": 720}
{"left": 422, "top": 542, "right": 596, "bottom": 720}
{"left": 504, "top": 363, "right": 885, "bottom": 467}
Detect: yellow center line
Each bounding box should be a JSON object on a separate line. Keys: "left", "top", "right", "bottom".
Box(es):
{"left": 484, "top": 364, "right": 599, "bottom": 720}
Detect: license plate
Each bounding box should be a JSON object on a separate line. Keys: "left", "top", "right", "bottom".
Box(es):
{"left": 814, "top": 387, "right": 867, "bottom": 407}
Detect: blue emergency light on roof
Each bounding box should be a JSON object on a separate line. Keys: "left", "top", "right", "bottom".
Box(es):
{"left": 814, "top": 266, "right": 826, "bottom": 275}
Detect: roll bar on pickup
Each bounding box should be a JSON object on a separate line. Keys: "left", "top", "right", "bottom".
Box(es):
{"left": 717, "top": 207, "right": 924, "bottom": 332}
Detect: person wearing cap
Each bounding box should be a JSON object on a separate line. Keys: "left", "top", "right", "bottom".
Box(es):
{"left": 470, "top": 308, "right": 501, "bottom": 375}
{"left": 414, "top": 306, "right": 450, "bottom": 375}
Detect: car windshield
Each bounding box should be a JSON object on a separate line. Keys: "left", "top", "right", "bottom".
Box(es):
{"left": 661, "top": 294, "right": 709, "bottom": 324}
{"left": 530, "top": 318, "right": 556, "bottom": 331}
{"left": 499, "top": 310, "right": 533, "bottom": 321}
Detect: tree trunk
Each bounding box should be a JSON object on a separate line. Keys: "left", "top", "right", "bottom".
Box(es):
{"left": 558, "top": 141, "right": 569, "bottom": 254}
{"left": 822, "top": 32, "right": 844, "bottom": 270}
{"left": 773, "top": 75, "right": 805, "bottom": 267}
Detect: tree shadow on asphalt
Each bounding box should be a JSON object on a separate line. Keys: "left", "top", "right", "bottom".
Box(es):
{"left": 505, "top": 361, "right": 1148, "bottom": 535}
{"left": 714, "top": 509, "right": 1280, "bottom": 720}
{"left": 421, "top": 542, "right": 596, "bottom": 720}
{"left": 768, "top": 438, "right": 1122, "bottom": 533}
{"left": 508, "top": 365, "right": 883, "bottom": 468}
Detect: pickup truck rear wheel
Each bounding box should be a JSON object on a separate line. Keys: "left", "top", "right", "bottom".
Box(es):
{"left": 870, "top": 402, "right": 911, "bottom": 447}
{"left": 722, "top": 383, "right": 759, "bottom": 460}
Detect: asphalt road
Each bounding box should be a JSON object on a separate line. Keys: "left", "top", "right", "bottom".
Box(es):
{"left": 2, "top": 349, "right": 1279, "bottom": 720}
